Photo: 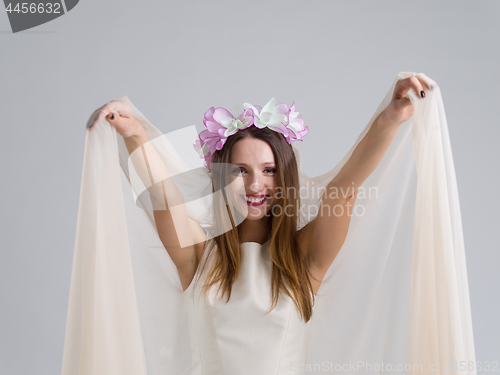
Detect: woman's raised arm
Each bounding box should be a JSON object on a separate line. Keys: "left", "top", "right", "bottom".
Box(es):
{"left": 299, "top": 74, "right": 438, "bottom": 282}
{"left": 88, "top": 100, "right": 206, "bottom": 290}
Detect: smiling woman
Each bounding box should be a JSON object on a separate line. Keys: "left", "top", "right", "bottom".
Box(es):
{"left": 200, "top": 121, "right": 315, "bottom": 331}
{"left": 62, "top": 72, "right": 477, "bottom": 375}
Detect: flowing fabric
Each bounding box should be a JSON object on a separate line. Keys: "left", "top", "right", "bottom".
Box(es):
{"left": 61, "top": 72, "right": 476, "bottom": 375}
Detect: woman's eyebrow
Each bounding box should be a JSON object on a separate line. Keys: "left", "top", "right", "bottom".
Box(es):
{"left": 234, "top": 162, "right": 275, "bottom": 166}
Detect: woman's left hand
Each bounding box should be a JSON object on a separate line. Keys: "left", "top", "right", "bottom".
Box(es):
{"left": 379, "top": 73, "right": 438, "bottom": 127}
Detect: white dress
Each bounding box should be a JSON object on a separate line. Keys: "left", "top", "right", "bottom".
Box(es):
{"left": 183, "top": 240, "right": 312, "bottom": 375}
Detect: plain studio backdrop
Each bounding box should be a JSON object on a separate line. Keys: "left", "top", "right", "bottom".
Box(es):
{"left": 0, "top": 1, "right": 498, "bottom": 374}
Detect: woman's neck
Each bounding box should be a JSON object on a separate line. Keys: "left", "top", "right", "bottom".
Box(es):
{"left": 238, "top": 217, "right": 270, "bottom": 245}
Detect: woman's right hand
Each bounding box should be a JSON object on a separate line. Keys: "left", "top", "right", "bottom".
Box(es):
{"left": 87, "top": 99, "right": 142, "bottom": 138}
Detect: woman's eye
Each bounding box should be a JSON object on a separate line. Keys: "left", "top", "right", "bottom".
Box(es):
{"left": 232, "top": 167, "right": 245, "bottom": 174}
{"left": 231, "top": 167, "right": 275, "bottom": 175}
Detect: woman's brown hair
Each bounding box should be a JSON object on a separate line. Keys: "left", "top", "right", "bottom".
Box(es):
{"left": 191, "top": 125, "right": 316, "bottom": 322}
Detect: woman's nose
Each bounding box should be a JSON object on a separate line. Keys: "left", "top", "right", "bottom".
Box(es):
{"left": 249, "top": 175, "right": 264, "bottom": 192}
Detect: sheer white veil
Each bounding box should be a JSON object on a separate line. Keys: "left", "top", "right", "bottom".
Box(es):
{"left": 61, "top": 72, "right": 477, "bottom": 375}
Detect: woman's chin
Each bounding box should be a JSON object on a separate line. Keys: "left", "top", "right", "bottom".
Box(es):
{"left": 244, "top": 203, "right": 274, "bottom": 220}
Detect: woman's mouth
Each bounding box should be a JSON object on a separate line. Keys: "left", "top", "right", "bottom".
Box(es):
{"left": 241, "top": 194, "right": 268, "bottom": 206}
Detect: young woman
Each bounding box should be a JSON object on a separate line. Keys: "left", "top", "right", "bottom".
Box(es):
{"left": 67, "top": 72, "right": 475, "bottom": 375}
{"left": 83, "top": 73, "right": 441, "bottom": 375}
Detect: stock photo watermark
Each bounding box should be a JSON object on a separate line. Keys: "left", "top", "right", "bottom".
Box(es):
{"left": 290, "top": 360, "right": 499, "bottom": 372}
{"left": 262, "top": 183, "right": 378, "bottom": 219}
{"left": 125, "top": 128, "right": 380, "bottom": 245}
{"left": 4, "top": 0, "right": 79, "bottom": 33}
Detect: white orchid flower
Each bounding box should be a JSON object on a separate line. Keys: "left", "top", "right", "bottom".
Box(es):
{"left": 243, "top": 98, "right": 287, "bottom": 130}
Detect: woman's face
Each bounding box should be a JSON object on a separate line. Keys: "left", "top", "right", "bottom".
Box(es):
{"left": 228, "top": 138, "right": 278, "bottom": 221}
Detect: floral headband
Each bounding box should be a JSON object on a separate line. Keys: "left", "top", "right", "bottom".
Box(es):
{"left": 193, "top": 98, "right": 309, "bottom": 170}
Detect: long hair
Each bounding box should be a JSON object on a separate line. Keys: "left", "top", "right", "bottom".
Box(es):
{"left": 192, "top": 125, "right": 316, "bottom": 322}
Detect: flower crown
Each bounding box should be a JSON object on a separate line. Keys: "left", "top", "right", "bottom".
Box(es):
{"left": 193, "top": 98, "right": 309, "bottom": 170}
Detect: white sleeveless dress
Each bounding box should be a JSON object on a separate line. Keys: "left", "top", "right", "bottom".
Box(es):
{"left": 182, "top": 240, "right": 313, "bottom": 375}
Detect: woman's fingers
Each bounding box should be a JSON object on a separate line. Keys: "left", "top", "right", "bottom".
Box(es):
{"left": 96, "top": 103, "right": 115, "bottom": 124}
{"left": 407, "top": 76, "right": 426, "bottom": 98}
{"left": 385, "top": 73, "right": 439, "bottom": 124}
{"left": 416, "top": 73, "right": 438, "bottom": 90}
{"left": 87, "top": 100, "right": 131, "bottom": 130}
{"left": 415, "top": 74, "right": 431, "bottom": 91}
{"left": 394, "top": 76, "right": 426, "bottom": 101}
{"left": 87, "top": 104, "right": 114, "bottom": 130}
{"left": 392, "top": 74, "right": 439, "bottom": 106}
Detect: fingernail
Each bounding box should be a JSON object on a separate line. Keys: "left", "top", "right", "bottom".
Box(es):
{"left": 110, "top": 114, "right": 115, "bottom": 120}
{"left": 420, "top": 90, "right": 425, "bottom": 98}
{"left": 94, "top": 114, "right": 99, "bottom": 121}
{"left": 430, "top": 84, "right": 437, "bottom": 89}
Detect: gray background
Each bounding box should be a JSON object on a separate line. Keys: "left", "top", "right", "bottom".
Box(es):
{"left": 1, "top": 0, "right": 498, "bottom": 374}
